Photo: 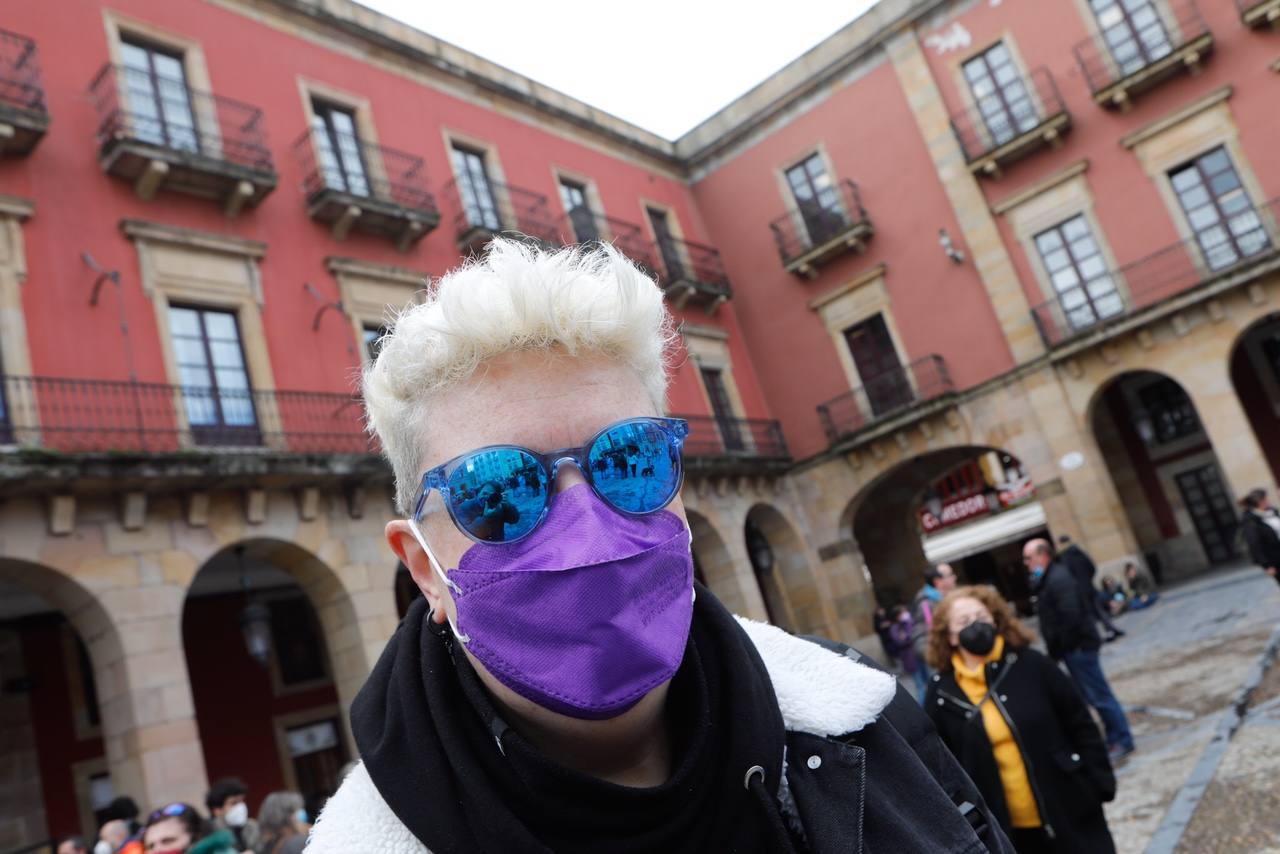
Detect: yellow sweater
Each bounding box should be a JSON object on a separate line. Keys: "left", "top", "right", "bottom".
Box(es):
{"left": 951, "top": 637, "right": 1042, "bottom": 829}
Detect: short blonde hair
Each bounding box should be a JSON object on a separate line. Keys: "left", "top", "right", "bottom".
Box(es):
{"left": 363, "top": 239, "right": 677, "bottom": 514}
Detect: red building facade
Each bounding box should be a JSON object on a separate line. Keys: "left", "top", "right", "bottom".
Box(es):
{"left": 2, "top": 0, "right": 1279, "bottom": 845}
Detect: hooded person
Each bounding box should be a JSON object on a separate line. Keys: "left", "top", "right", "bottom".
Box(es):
{"left": 305, "top": 240, "right": 1014, "bottom": 854}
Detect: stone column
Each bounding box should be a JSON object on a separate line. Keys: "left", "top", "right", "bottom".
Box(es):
{"left": 1178, "top": 357, "right": 1277, "bottom": 501}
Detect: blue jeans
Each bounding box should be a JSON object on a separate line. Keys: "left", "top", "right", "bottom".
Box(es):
{"left": 911, "top": 662, "right": 931, "bottom": 705}
{"left": 1064, "top": 648, "right": 1134, "bottom": 751}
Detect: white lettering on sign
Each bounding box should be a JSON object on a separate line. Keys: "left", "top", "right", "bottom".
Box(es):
{"left": 920, "top": 493, "right": 991, "bottom": 533}
{"left": 925, "top": 23, "right": 972, "bottom": 55}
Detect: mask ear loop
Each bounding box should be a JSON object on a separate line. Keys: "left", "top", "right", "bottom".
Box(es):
{"left": 408, "top": 517, "right": 471, "bottom": 644}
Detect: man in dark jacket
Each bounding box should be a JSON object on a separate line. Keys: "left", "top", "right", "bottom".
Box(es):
{"left": 1058, "top": 534, "right": 1124, "bottom": 640}
{"left": 1024, "top": 538, "right": 1134, "bottom": 760}
{"left": 1241, "top": 488, "right": 1280, "bottom": 586}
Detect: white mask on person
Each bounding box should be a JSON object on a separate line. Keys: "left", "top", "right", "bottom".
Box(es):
{"left": 94, "top": 842, "right": 113, "bottom": 854}
{"left": 224, "top": 800, "right": 249, "bottom": 827}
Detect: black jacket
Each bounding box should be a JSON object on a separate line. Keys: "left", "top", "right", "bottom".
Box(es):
{"left": 926, "top": 646, "right": 1116, "bottom": 854}
{"left": 1241, "top": 509, "right": 1280, "bottom": 570}
{"left": 1033, "top": 560, "right": 1100, "bottom": 660}
{"left": 1058, "top": 544, "right": 1097, "bottom": 593}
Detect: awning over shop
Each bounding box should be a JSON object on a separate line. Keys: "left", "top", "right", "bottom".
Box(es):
{"left": 922, "top": 501, "right": 1047, "bottom": 565}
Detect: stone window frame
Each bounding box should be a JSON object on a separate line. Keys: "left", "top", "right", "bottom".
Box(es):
{"left": 680, "top": 323, "right": 757, "bottom": 453}
{"left": 0, "top": 195, "right": 34, "bottom": 392}
{"left": 296, "top": 78, "right": 393, "bottom": 201}
{"left": 638, "top": 197, "right": 694, "bottom": 260}
{"left": 1069, "top": 0, "right": 1187, "bottom": 85}
{"left": 806, "top": 264, "right": 916, "bottom": 397}
{"left": 1121, "top": 88, "right": 1273, "bottom": 280}
{"left": 122, "top": 220, "right": 281, "bottom": 450}
{"left": 325, "top": 256, "right": 429, "bottom": 365}
{"left": 772, "top": 143, "right": 843, "bottom": 246}
{"left": 441, "top": 128, "right": 517, "bottom": 228}
{"left": 947, "top": 31, "right": 1044, "bottom": 154}
{"left": 101, "top": 10, "right": 224, "bottom": 160}
{"left": 992, "top": 161, "right": 1130, "bottom": 315}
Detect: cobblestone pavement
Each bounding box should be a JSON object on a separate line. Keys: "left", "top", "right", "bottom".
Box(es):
{"left": 1098, "top": 564, "right": 1280, "bottom": 853}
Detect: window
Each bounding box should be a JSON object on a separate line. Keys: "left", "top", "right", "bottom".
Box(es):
{"left": 558, "top": 179, "right": 599, "bottom": 243}
{"left": 120, "top": 38, "right": 198, "bottom": 152}
{"left": 962, "top": 42, "right": 1039, "bottom": 146}
{"left": 700, "top": 367, "right": 743, "bottom": 452}
{"left": 784, "top": 154, "right": 846, "bottom": 246}
{"left": 842, "top": 315, "right": 913, "bottom": 416}
{"left": 1137, "top": 377, "right": 1200, "bottom": 443}
{"left": 169, "top": 305, "right": 258, "bottom": 443}
{"left": 1089, "top": 0, "right": 1173, "bottom": 76}
{"left": 1033, "top": 215, "right": 1123, "bottom": 331}
{"left": 451, "top": 145, "right": 501, "bottom": 231}
{"left": 311, "top": 101, "right": 370, "bottom": 197}
{"left": 284, "top": 716, "right": 350, "bottom": 822}
{"left": 1169, "top": 148, "right": 1270, "bottom": 272}
{"left": 362, "top": 324, "right": 386, "bottom": 362}
{"left": 647, "top": 207, "right": 686, "bottom": 280}
{"left": 268, "top": 596, "right": 329, "bottom": 686}
{"left": 1174, "top": 465, "right": 1238, "bottom": 564}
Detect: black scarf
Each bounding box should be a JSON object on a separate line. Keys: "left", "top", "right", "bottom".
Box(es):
{"left": 351, "top": 585, "right": 795, "bottom": 853}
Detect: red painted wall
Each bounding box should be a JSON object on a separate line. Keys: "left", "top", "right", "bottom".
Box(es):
{"left": 692, "top": 57, "right": 1017, "bottom": 459}
{"left": 182, "top": 591, "right": 340, "bottom": 807}
{"left": 19, "top": 617, "right": 105, "bottom": 841}
{"left": 0, "top": 0, "right": 765, "bottom": 428}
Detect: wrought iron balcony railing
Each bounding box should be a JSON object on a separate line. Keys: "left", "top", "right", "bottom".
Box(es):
{"left": 0, "top": 376, "right": 372, "bottom": 455}
{"left": 89, "top": 64, "right": 274, "bottom": 212}
{"left": 440, "top": 178, "right": 560, "bottom": 249}
{"left": 1073, "top": 0, "right": 1212, "bottom": 109}
{"left": 950, "top": 67, "right": 1070, "bottom": 177}
{"left": 1031, "top": 197, "right": 1280, "bottom": 349}
{"left": 653, "top": 236, "right": 732, "bottom": 308}
{"left": 1237, "top": 0, "right": 1280, "bottom": 27}
{"left": 678, "top": 415, "right": 789, "bottom": 462}
{"left": 0, "top": 30, "right": 47, "bottom": 156}
{"left": 294, "top": 128, "right": 439, "bottom": 248}
{"left": 555, "top": 210, "right": 660, "bottom": 272}
{"left": 770, "top": 180, "right": 873, "bottom": 278}
{"left": 816, "top": 356, "right": 954, "bottom": 444}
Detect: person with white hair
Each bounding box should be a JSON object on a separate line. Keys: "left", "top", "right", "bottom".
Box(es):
{"left": 306, "top": 240, "right": 1014, "bottom": 853}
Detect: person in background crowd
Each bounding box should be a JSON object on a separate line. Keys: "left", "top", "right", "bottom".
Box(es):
{"left": 255, "top": 792, "right": 310, "bottom": 854}
{"left": 925, "top": 586, "right": 1117, "bottom": 854}
{"left": 910, "top": 563, "right": 957, "bottom": 700}
{"left": 1098, "top": 576, "right": 1127, "bottom": 616}
{"left": 96, "top": 820, "right": 142, "bottom": 854}
{"left": 141, "top": 803, "right": 238, "bottom": 854}
{"left": 305, "top": 241, "right": 1015, "bottom": 852}
{"left": 56, "top": 837, "right": 88, "bottom": 854}
{"left": 1057, "top": 535, "right": 1124, "bottom": 641}
{"left": 887, "top": 604, "right": 922, "bottom": 694}
{"left": 872, "top": 605, "right": 898, "bottom": 668}
{"left": 1123, "top": 563, "right": 1159, "bottom": 611}
{"left": 1241, "top": 488, "right": 1280, "bottom": 587}
{"left": 206, "top": 778, "right": 261, "bottom": 853}
{"left": 1024, "top": 538, "right": 1135, "bottom": 761}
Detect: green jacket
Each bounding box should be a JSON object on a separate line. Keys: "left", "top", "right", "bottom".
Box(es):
{"left": 190, "top": 829, "right": 241, "bottom": 854}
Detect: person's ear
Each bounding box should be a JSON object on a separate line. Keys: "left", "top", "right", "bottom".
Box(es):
{"left": 386, "top": 519, "right": 448, "bottom": 624}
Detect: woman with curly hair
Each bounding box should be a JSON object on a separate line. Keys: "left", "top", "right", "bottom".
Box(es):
{"left": 924, "top": 585, "right": 1117, "bottom": 854}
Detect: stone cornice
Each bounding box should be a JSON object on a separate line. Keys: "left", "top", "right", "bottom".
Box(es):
{"left": 991, "top": 161, "right": 1090, "bottom": 216}
{"left": 1120, "top": 86, "right": 1234, "bottom": 150}
{"left": 808, "top": 264, "right": 888, "bottom": 311}
{"left": 325, "top": 256, "right": 430, "bottom": 286}
{"left": 120, "top": 219, "right": 267, "bottom": 258}
{"left": 0, "top": 194, "right": 35, "bottom": 221}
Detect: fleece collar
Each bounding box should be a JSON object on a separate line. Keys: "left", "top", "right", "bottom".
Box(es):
{"left": 735, "top": 616, "right": 897, "bottom": 737}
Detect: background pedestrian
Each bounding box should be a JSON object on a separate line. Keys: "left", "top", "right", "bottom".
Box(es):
{"left": 925, "top": 585, "right": 1117, "bottom": 853}
{"left": 255, "top": 792, "right": 309, "bottom": 854}
{"left": 1240, "top": 488, "right": 1280, "bottom": 586}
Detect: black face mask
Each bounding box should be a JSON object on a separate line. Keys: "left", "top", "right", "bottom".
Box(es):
{"left": 958, "top": 621, "right": 998, "bottom": 656}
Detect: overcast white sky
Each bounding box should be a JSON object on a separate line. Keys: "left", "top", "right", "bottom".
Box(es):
{"left": 360, "top": 1, "right": 879, "bottom": 140}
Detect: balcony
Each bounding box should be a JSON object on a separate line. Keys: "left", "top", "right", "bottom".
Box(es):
{"left": 441, "top": 178, "right": 559, "bottom": 254}
{"left": 770, "top": 180, "right": 873, "bottom": 278}
{"left": 556, "top": 210, "right": 661, "bottom": 273}
{"left": 0, "top": 30, "right": 48, "bottom": 156}
{"left": 89, "top": 64, "right": 275, "bottom": 216}
{"left": 1074, "top": 0, "right": 1213, "bottom": 111}
{"left": 816, "top": 356, "right": 955, "bottom": 444}
{"left": 293, "top": 128, "right": 439, "bottom": 250}
{"left": 951, "top": 68, "right": 1071, "bottom": 178}
{"left": 653, "top": 236, "right": 732, "bottom": 313}
{"left": 0, "top": 375, "right": 373, "bottom": 456}
{"left": 1238, "top": 0, "right": 1280, "bottom": 27}
{"left": 677, "top": 415, "right": 790, "bottom": 475}
{"left": 1031, "top": 197, "right": 1280, "bottom": 349}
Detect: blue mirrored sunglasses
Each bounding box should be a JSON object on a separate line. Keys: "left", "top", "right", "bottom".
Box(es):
{"left": 412, "top": 417, "right": 689, "bottom": 545}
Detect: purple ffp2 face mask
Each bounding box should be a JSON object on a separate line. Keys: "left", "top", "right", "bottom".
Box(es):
{"left": 410, "top": 483, "right": 695, "bottom": 719}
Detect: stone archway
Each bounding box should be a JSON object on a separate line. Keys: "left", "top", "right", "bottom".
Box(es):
{"left": 687, "top": 509, "right": 766, "bottom": 621}
{"left": 181, "top": 539, "right": 362, "bottom": 818}
{"left": 745, "top": 503, "right": 826, "bottom": 634}
{"left": 1229, "top": 311, "right": 1280, "bottom": 484}
{"left": 0, "top": 557, "right": 187, "bottom": 844}
{"left": 1088, "top": 370, "right": 1241, "bottom": 582}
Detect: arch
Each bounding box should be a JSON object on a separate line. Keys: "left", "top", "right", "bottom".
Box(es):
{"left": 181, "top": 538, "right": 360, "bottom": 818}
{"left": 1088, "top": 369, "right": 1238, "bottom": 583}
{"left": 745, "top": 503, "right": 825, "bottom": 634}
{"left": 687, "top": 508, "right": 766, "bottom": 620}
{"left": 0, "top": 558, "right": 137, "bottom": 842}
{"left": 1229, "top": 310, "right": 1280, "bottom": 484}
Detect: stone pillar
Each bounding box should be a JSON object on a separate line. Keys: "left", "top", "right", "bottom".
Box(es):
{"left": 884, "top": 28, "right": 1044, "bottom": 364}
{"left": 0, "top": 628, "right": 47, "bottom": 850}
{"left": 1179, "top": 357, "right": 1277, "bottom": 501}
